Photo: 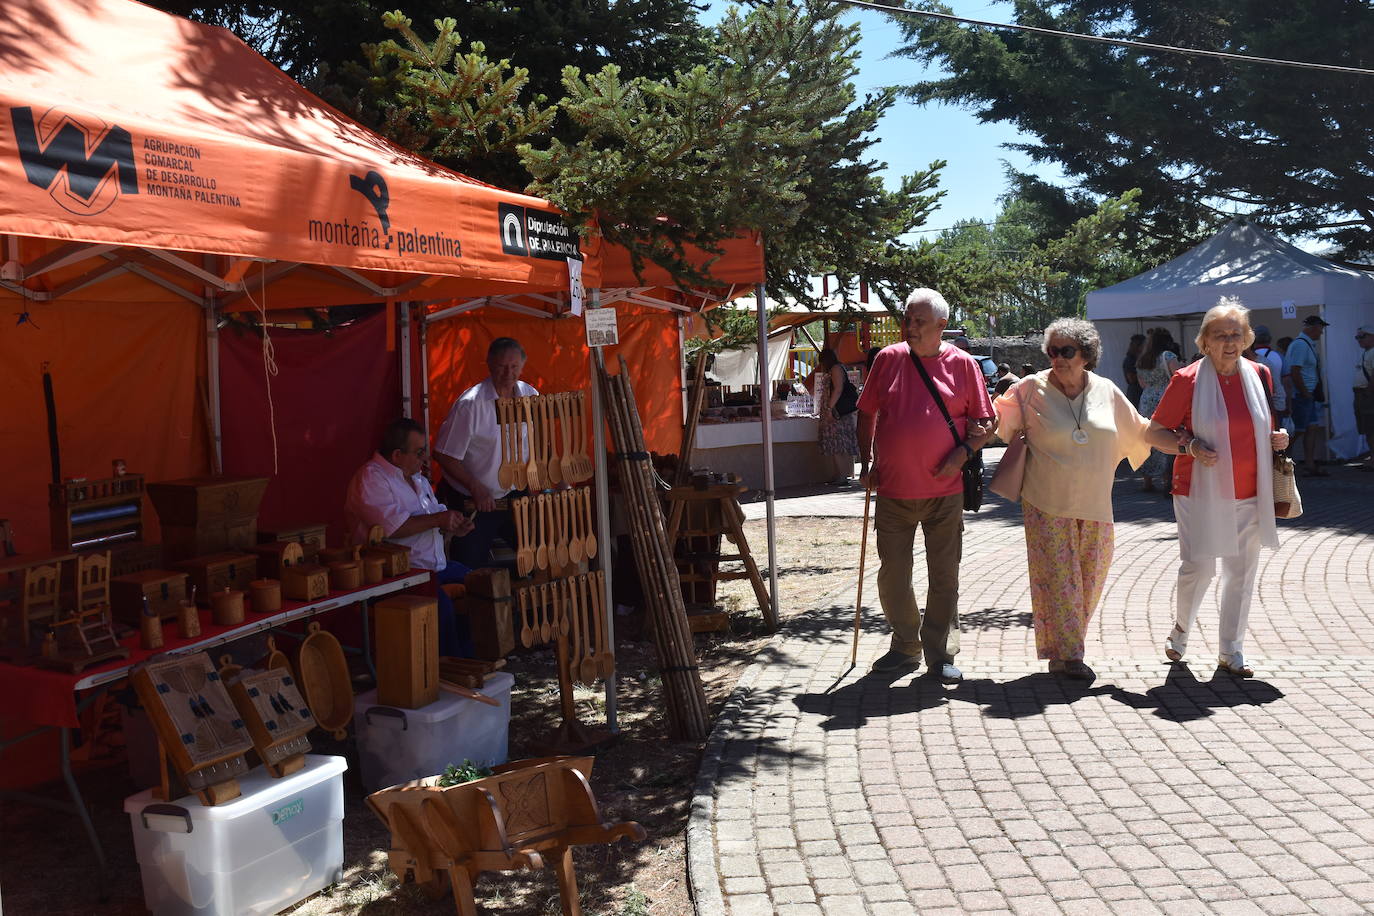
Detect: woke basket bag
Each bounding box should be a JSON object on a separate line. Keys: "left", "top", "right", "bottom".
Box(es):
{"left": 1272, "top": 453, "right": 1303, "bottom": 519}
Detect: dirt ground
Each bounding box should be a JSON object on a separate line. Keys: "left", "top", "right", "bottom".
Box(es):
{"left": 0, "top": 515, "right": 863, "bottom": 916}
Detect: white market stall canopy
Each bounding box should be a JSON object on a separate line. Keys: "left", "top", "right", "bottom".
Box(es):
{"left": 1087, "top": 219, "right": 1374, "bottom": 458}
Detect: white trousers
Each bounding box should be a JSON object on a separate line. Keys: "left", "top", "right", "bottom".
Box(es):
{"left": 1173, "top": 496, "right": 1262, "bottom": 665}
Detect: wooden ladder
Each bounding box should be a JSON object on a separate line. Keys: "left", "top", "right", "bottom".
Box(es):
{"left": 664, "top": 482, "right": 775, "bottom": 631}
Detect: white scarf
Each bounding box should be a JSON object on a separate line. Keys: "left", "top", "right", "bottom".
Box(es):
{"left": 1184, "top": 358, "right": 1279, "bottom": 560}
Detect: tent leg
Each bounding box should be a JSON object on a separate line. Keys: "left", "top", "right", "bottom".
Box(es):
{"left": 399, "top": 302, "right": 413, "bottom": 419}
{"left": 419, "top": 310, "right": 431, "bottom": 435}
{"left": 755, "top": 284, "right": 779, "bottom": 630}
{"left": 590, "top": 289, "right": 618, "bottom": 733}
{"left": 205, "top": 301, "right": 223, "bottom": 475}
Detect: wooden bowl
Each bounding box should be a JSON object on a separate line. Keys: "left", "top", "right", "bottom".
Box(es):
{"left": 249, "top": 579, "right": 281, "bottom": 614}
{"left": 296, "top": 621, "right": 352, "bottom": 739}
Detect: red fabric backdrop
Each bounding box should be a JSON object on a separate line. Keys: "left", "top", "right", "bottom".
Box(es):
{"left": 219, "top": 310, "right": 400, "bottom": 544}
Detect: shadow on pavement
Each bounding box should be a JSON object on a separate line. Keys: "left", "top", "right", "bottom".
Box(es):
{"left": 1108, "top": 661, "right": 1285, "bottom": 722}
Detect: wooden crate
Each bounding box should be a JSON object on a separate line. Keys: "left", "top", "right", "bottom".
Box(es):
{"left": 281, "top": 563, "right": 329, "bottom": 602}
{"left": 256, "top": 523, "right": 328, "bottom": 562}
{"left": 374, "top": 595, "right": 439, "bottom": 709}
{"left": 148, "top": 477, "right": 267, "bottom": 562}
{"left": 109, "top": 540, "right": 164, "bottom": 577}
{"left": 110, "top": 569, "right": 189, "bottom": 624}
{"left": 175, "top": 552, "right": 257, "bottom": 605}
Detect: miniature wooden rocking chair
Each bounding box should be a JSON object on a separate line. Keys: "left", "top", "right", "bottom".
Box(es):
{"left": 367, "top": 756, "right": 646, "bottom": 916}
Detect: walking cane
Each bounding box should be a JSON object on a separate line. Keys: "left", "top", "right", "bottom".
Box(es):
{"left": 850, "top": 483, "right": 874, "bottom": 667}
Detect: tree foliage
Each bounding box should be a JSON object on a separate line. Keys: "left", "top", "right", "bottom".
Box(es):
{"left": 886, "top": 0, "right": 1374, "bottom": 261}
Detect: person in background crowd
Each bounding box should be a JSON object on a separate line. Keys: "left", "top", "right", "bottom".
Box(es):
{"left": 1136, "top": 327, "right": 1181, "bottom": 493}
{"left": 1275, "top": 337, "right": 1295, "bottom": 430}
{"left": 994, "top": 320, "right": 1181, "bottom": 680}
{"left": 1354, "top": 325, "right": 1374, "bottom": 471}
{"left": 857, "top": 288, "right": 996, "bottom": 682}
{"left": 1251, "top": 325, "right": 1287, "bottom": 420}
{"left": 1122, "top": 333, "right": 1146, "bottom": 408}
{"left": 994, "top": 363, "right": 1019, "bottom": 397}
{"left": 434, "top": 337, "right": 537, "bottom": 568}
{"left": 864, "top": 346, "right": 882, "bottom": 377}
{"left": 1284, "top": 315, "right": 1329, "bottom": 477}
{"left": 346, "top": 418, "right": 476, "bottom": 655}
{"left": 1021, "top": 363, "right": 1035, "bottom": 379}
{"left": 1151, "top": 299, "right": 1288, "bottom": 678}
{"left": 953, "top": 335, "right": 972, "bottom": 352}
{"left": 814, "top": 348, "right": 859, "bottom": 485}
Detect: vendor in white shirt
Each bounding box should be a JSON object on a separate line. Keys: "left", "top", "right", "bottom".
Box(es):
{"left": 434, "top": 337, "right": 537, "bottom": 569}
{"left": 345, "top": 418, "right": 475, "bottom": 655}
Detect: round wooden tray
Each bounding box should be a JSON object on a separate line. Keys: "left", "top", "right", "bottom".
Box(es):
{"left": 296, "top": 621, "right": 352, "bottom": 739}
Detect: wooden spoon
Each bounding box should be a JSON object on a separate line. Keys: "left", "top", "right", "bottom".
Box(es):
{"left": 576, "top": 390, "right": 594, "bottom": 481}
{"left": 516, "top": 497, "right": 534, "bottom": 576}
{"left": 582, "top": 487, "right": 598, "bottom": 560}
{"left": 579, "top": 574, "right": 599, "bottom": 684}
{"left": 517, "top": 588, "right": 533, "bottom": 648}
{"left": 554, "top": 488, "right": 570, "bottom": 570}
{"left": 543, "top": 396, "right": 562, "bottom": 487}
{"left": 496, "top": 399, "right": 512, "bottom": 492}
{"left": 522, "top": 397, "right": 541, "bottom": 491}
{"left": 568, "top": 578, "right": 581, "bottom": 669}
{"left": 539, "top": 582, "right": 553, "bottom": 643}
{"left": 568, "top": 488, "right": 585, "bottom": 565}
{"left": 594, "top": 570, "right": 614, "bottom": 676}
{"left": 554, "top": 393, "right": 573, "bottom": 482}
{"left": 558, "top": 577, "right": 571, "bottom": 638}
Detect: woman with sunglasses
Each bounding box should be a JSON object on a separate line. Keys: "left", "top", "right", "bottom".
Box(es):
{"left": 994, "top": 319, "right": 1183, "bottom": 679}
{"left": 1152, "top": 299, "right": 1288, "bottom": 678}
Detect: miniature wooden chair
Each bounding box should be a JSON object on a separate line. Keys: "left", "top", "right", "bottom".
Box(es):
{"left": 21, "top": 563, "right": 62, "bottom": 639}
{"left": 76, "top": 550, "right": 112, "bottom": 612}
{"left": 367, "top": 756, "right": 646, "bottom": 916}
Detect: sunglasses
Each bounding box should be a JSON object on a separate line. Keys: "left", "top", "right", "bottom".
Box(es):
{"left": 1046, "top": 345, "right": 1079, "bottom": 359}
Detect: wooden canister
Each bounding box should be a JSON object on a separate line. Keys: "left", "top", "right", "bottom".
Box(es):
{"left": 211, "top": 588, "right": 245, "bottom": 626}
{"left": 250, "top": 579, "right": 281, "bottom": 614}
{"left": 140, "top": 610, "right": 164, "bottom": 650}
{"left": 329, "top": 562, "right": 362, "bottom": 591}
{"left": 178, "top": 600, "right": 201, "bottom": 639}
{"left": 362, "top": 555, "right": 386, "bottom": 586}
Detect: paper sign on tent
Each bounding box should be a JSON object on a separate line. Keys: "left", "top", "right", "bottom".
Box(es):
{"left": 585, "top": 307, "right": 618, "bottom": 348}
{"left": 1281, "top": 300, "right": 1297, "bottom": 319}
{"left": 568, "top": 257, "right": 584, "bottom": 316}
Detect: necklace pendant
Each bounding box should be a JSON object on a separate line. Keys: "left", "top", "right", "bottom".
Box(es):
{"left": 1072, "top": 428, "right": 1089, "bottom": 445}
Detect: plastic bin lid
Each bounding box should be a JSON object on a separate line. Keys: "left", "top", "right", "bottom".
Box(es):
{"left": 123, "top": 754, "right": 347, "bottom": 821}
{"left": 354, "top": 671, "right": 513, "bottom": 725}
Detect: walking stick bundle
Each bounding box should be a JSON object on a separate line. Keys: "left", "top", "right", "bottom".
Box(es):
{"left": 596, "top": 354, "right": 709, "bottom": 741}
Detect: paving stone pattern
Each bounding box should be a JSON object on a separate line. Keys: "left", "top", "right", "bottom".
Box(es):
{"left": 699, "top": 457, "right": 1374, "bottom": 915}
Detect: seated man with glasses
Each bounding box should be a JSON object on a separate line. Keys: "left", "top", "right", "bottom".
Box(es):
{"left": 346, "top": 417, "right": 476, "bottom": 655}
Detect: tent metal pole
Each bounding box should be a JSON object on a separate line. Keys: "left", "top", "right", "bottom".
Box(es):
{"left": 399, "top": 302, "right": 413, "bottom": 419}
{"left": 678, "top": 315, "right": 688, "bottom": 423}
{"left": 419, "top": 306, "right": 431, "bottom": 435}
{"left": 205, "top": 300, "right": 223, "bottom": 474}
{"left": 755, "top": 284, "right": 780, "bottom": 629}
{"left": 590, "top": 289, "right": 618, "bottom": 732}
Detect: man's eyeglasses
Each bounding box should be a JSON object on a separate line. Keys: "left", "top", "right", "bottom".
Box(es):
{"left": 1046, "top": 345, "right": 1079, "bottom": 359}
{"left": 408, "top": 446, "right": 429, "bottom": 458}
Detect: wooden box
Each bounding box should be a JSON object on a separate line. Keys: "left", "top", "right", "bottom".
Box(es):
{"left": 110, "top": 540, "right": 164, "bottom": 577}
{"left": 460, "top": 594, "right": 515, "bottom": 661}
{"left": 175, "top": 552, "right": 257, "bottom": 605}
{"left": 374, "top": 594, "right": 439, "bottom": 709}
{"left": 148, "top": 477, "right": 267, "bottom": 562}
{"left": 249, "top": 541, "right": 305, "bottom": 580}
{"left": 463, "top": 568, "right": 511, "bottom": 601}
{"left": 227, "top": 668, "right": 315, "bottom": 776}
{"left": 281, "top": 563, "right": 329, "bottom": 602}
{"left": 362, "top": 543, "right": 411, "bottom": 578}
{"left": 110, "top": 569, "right": 189, "bottom": 624}
{"left": 257, "top": 523, "right": 328, "bottom": 562}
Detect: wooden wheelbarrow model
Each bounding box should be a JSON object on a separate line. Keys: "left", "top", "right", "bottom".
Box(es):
{"left": 367, "top": 756, "right": 645, "bottom": 916}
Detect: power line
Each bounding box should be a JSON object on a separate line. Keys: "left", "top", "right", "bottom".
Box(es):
{"left": 834, "top": 0, "right": 1374, "bottom": 77}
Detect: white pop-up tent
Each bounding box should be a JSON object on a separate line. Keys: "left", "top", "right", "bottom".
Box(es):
{"left": 1087, "top": 220, "right": 1374, "bottom": 458}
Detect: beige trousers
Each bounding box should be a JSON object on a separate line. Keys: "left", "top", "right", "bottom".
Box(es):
{"left": 874, "top": 492, "right": 964, "bottom": 663}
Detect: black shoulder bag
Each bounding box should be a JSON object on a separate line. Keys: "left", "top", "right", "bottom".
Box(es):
{"left": 909, "top": 348, "right": 983, "bottom": 512}
{"left": 834, "top": 372, "right": 859, "bottom": 416}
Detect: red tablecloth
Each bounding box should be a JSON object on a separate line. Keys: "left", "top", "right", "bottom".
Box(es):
{"left": 0, "top": 571, "right": 429, "bottom": 728}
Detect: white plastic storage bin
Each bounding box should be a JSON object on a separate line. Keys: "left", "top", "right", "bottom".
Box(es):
{"left": 123, "top": 754, "right": 346, "bottom": 916}
{"left": 354, "top": 671, "right": 513, "bottom": 792}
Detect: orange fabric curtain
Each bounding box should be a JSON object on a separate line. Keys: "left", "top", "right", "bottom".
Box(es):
{"left": 0, "top": 301, "right": 209, "bottom": 553}
{"left": 426, "top": 306, "right": 684, "bottom": 457}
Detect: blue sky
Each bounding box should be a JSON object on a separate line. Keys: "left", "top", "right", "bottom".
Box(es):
{"left": 703, "top": 1, "right": 1070, "bottom": 233}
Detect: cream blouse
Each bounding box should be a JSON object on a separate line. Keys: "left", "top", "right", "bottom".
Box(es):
{"left": 994, "top": 370, "right": 1153, "bottom": 523}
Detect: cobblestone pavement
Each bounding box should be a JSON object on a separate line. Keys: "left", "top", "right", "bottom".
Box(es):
{"left": 695, "top": 456, "right": 1374, "bottom": 915}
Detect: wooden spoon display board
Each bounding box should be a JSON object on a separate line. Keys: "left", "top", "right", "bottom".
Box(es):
{"left": 227, "top": 668, "right": 315, "bottom": 778}
{"left": 130, "top": 651, "right": 254, "bottom": 805}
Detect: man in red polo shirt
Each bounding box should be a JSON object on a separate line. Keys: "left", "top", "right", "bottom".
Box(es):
{"left": 857, "top": 289, "right": 996, "bottom": 682}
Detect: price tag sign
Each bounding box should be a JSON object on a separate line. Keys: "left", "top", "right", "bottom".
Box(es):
{"left": 568, "top": 257, "right": 584, "bottom": 317}
{"left": 1281, "top": 300, "right": 1297, "bottom": 320}
{"left": 585, "top": 306, "right": 619, "bottom": 348}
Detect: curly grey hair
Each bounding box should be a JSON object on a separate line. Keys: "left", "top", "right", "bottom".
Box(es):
{"left": 1043, "top": 317, "right": 1101, "bottom": 370}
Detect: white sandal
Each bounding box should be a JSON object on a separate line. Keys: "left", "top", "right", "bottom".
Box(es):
{"left": 1164, "top": 624, "right": 1186, "bottom": 662}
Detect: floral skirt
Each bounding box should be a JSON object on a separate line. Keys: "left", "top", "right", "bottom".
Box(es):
{"left": 1023, "top": 501, "right": 1114, "bottom": 661}
{"left": 819, "top": 410, "right": 859, "bottom": 457}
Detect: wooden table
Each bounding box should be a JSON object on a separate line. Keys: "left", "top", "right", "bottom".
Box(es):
{"left": 0, "top": 569, "right": 430, "bottom": 889}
